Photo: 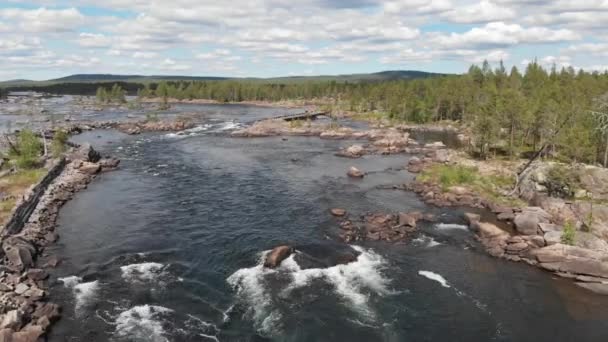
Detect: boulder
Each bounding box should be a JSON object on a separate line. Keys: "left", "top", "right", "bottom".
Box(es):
{"left": 472, "top": 221, "right": 509, "bottom": 240}
{"left": 347, "top": 167, "right": 365, "bottom": 178}
{"left": 334, "top": 253, "right": 359, "bottom": 265}
{"left": 343, "top": 145, "right": 365, "bottom": 157}
{"left": 434, "top": 149, "right": 450, "bottom": 163}
{"left": 330, "top": 208, "right": 347, "bottom": 217}
{"left": 464, "top": 212, "right": 480, "bottom": 225}
{"left": 0, "top": 329, "right": 13, "bottom": 342}
{"left": 576, "top": 282, "right": 608, "bottom": 295}
{"left": 26, "top": 269, "right": 48, "bottom": 281}
{"left": 11, "top": 325, "right": 43, "bottom": 342}
{"left": 0, "top": 310, "right": 23, "bottom": 330}
{"left": 506, "top": 242, "right": 529, "bottom": 253}
{"left": 264, "top": 246, "right": 294, "bottom": 268}
{"left": 78, "top": 162, "right": 101, "bottom": 175}
{"left": 398, "top": 212, "right": 417, "bottom": 228}
{"left": 32, "top": 303, "right": 60, "bottom": 322}
{"left": 69, "top": 143, "right": 101, "bottom": 163}
{"left": 514, "top": 208, "right": 551, "bottom": 235}
{"left": 544, "top": 231, "right": 563, "bottom": 245}
{"left": 539, "top": 223, "right": 561, "bottom": 233}
{"left": 99, "top": 158, "right": 120, "bottom": 170}
{"left": 14, "top": 284, "right": 29, "bottom": 295}
{"left": 575, "top": 232, "right": 608, "bottom": 253}
{"left": 3, "top": 238, "right": 35, "bottom": 271}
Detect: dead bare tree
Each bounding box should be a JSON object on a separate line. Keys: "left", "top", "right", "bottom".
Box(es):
{"left": 590, "top": 93, "right": 608, "bottom": 167}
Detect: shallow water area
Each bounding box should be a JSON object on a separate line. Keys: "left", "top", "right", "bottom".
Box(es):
{"left": 4, "top": 100, "right": 600, "bottom": 342}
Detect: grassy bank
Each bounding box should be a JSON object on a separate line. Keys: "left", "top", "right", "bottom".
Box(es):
{"left": 417, "top": 164, "right": 524, "bottom": 207}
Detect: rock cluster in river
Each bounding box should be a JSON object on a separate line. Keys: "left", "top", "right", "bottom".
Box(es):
{"left": 335, "top": 211, "right": 434, "bottom": 243}
{"left": 62, "top": 119, "right": 196, "bottom": 136}
{"left": 0, "top": 144, "right": 119, "bottom": 340}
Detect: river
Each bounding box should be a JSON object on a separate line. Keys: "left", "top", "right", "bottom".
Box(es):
{"left": 2, "top": 98, "right": 608, "bottom": 341}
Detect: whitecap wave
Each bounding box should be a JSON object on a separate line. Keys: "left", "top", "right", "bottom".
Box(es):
{"left": 114, "top": 305, "right": 173, "bottom": 342}
{"left": 435, "top": 223, "right": 468, "bottom": 231}
{"left": 58, "top": 275, "right": 83, "bottom": 288}
{"left": 227, "top": 246, "right": 393, "bottom": 334}
{"left": 216, "top": 121, "right": 242, "bottom": 131}
{"left": 58, "top": 276, "right": 100, "bottom": 312}
{"left": 120, "top": 262, "right": 167, "bottom": 283}
{"left": 281, "top": 246, "right": 393, "bottom": 313}
{"left": 418, "top": 271, "right": 450, "bottom": 288}
{"left": 226, "top": 251, "right": 279, "bottom": 334}
{"left": 412, "top": 235, "right": 442, "bottom": 247}
{"left": 165, "top": 124, "right": 212, "bottom": 138}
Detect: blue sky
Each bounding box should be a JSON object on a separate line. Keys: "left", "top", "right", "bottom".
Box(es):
{"left": 0, "top": 0, "right": 607, "bottom": 80}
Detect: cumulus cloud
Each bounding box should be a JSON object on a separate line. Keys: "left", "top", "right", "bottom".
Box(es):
{"left": 430, "top": 22, "right": 580, "bottom": 49}
{"left": 0, "top": 7, "right": 84, "bottom": 32}
{"left": 78, "top": 33, "right": 112, "bottom": 48}
{"left": 0, "top": 0, "right": 606, "bottom": 79}
{"left": 441, "top": 1, "right": 516, "bottom": 24}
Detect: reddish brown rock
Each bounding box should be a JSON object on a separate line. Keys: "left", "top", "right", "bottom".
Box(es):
{"left": 330, "top": 208, "right": 347, "bottom": 217}
{"left": 264, "top": 246, "right": 294, "bottom": 268}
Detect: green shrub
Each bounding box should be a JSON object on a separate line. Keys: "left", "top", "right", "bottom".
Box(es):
{"left": 51, "top": 130, "right": 68, "bottom": 157}
{"left": 544, "top": 165, "right": 580, "bottom": 199}
{"left": 10, "top": 129, "right": 42, "bottom": 169}
{"left": 561, "top": 221, "right": 576, "bottom": 245}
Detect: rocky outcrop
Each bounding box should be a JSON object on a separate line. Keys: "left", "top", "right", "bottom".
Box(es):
{"left": 0, "top": 145, "right": 119, "bottom": 339}
{"left": 337, "top": 211, "right": 429, "bottom": 243}
{"left": 116, "top": 120, "right": 196, "bottom": 135}
{"left": 408, "top": 181, "right": 485, "bottom": 208}
{"left": 465, "top": 211, "right": 608, "bottom": 295}
{"left": 336, "top": 144, "right": 366, "bottom": 158}
{"left": 264, "top": 246, "right": 294, "bottom": 268}
{"left": 513, "top": 207, "right": 551, "bottom": 235}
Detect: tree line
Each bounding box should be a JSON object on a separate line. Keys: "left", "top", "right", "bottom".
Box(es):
{"left": 6, "top": 61, "right": 608, "bottom": 165}
{"left": 134, "top": 62, "right": 608, "bottom": 165}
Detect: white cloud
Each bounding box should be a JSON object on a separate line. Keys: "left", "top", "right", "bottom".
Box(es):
{"left": 78, "top": 33, "right": 112, "bottom": 48}
{"left": 441, "top": 1, "right": 516, "bottom": 24}
{"left": 0, "top": 7, "right": 84, "bottom": 32}
{"left": 0, "top": 1, "right": 606, "bottom": 79}
{"left": 431, "top": 22, "right": 580, "bottom": 49}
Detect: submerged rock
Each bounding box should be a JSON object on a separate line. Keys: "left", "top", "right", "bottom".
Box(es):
{"left": 347, "top": 166, "right": 365, "bottom": 178}
{"left": 264, "top": 245, "right": 294, "bottom": 268}
{"left": 330, "top": 208, "right": 347, "bottom": 217}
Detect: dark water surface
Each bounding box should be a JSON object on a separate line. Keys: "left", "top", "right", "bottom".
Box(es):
{"left": 37, "top": 104, "right": 608, "bottom": 342}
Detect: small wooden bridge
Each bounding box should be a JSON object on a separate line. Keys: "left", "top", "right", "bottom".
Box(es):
{"left": 273, "top": 111, "right": 329, "bottom": 122}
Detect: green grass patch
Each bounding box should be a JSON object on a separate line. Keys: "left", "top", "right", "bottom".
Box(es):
{"left": 561, "top": 221, "right": 576, "bottom": 245}
{"left": 419, "top": 164, "right": 524, "bottom": 207}
{"left": 351, "top": 112, "right": 389, "bottom": 122}
{"left": 0, "top": 168, "right": 46, "bottom": 224}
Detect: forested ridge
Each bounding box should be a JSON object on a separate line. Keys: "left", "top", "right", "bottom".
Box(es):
{"left": 4, "top": 61, "right": 608, "bottom": 165}
{"left": 134, "top": 61, "right": 608, "bottom": 165}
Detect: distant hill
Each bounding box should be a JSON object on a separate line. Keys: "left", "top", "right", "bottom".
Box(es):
{"left": 0, "top": 70, "right": 447, "bottom": 95}
{"left": 51, "top": 74, "right": 230, "bottom": 83}
{"left": 0, "top": 70, "right": 444, "bottom": 87}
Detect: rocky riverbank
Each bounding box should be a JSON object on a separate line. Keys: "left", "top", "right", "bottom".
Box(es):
{"left": 0, "top": 144, "right": 119, "bottom": 341}
{"left": 404, "top": 148, "right": 608, "bottom": 295}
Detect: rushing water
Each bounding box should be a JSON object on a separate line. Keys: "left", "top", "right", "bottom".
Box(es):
{"left": 4, "top": 100, "right": 606, "bottom": 341}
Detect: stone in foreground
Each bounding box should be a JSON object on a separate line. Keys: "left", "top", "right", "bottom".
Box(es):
{"left": 264, "top": 245, "right": 294, "bottom": 268}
